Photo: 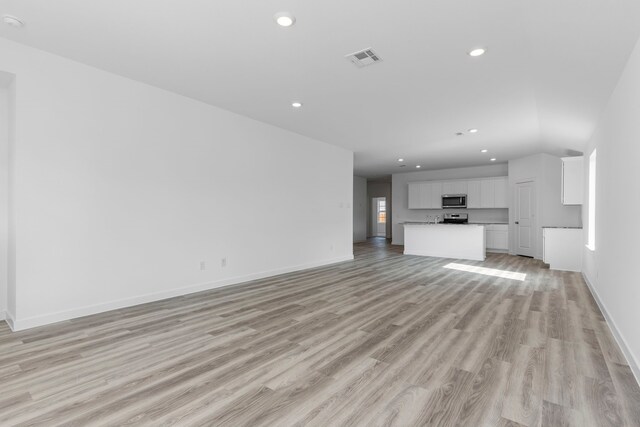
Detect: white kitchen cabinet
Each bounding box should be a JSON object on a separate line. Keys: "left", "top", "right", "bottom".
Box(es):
{"left": 467, "top": 180, "right": 481, "bottom": 208}
{"left": 430, "top": 182, "right": 443, "bottom": 208}
{"left": 408, "top": 177, "right": 506, "bottom": 210}
{"left": 408, "top": 182, "right": 430, "bottom": 209}
{"left": 493, "top": 177, "right": 508, "bottom": 208}
{"left": 478, "top": 177, "right": 508, "bottom": 208}
{"left": 442, "top": 180, "right": 467, "bottom": 195}
{"left": 562, "top": 157, "right": 584, "bottom": 205}
{"left": 486, "top": 224, "right": 509, "bottom": 251}
{"left": 408, "top": 182, "right": 422, "bottom": 209}
{"left": 442, "top": 181, "right": 456, "bottom": 195}
{"left": 543, "top": 227, "right": 583, "bottom": 271}
{"left": 408, "top": 181, "right": 442, "bottom": 209}
{"left": 480, "top": 180, "right": 495, "bottom": 208}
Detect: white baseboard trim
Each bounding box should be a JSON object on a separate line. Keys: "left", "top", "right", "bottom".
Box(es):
{"left": 9, "top": 254, "right": 354, "bottom": 331}
{"left": 4, "top": 310, "right": 16, "bottom": 331}
{"left": 582, "top": 272, "right": 640, "bottom": 386}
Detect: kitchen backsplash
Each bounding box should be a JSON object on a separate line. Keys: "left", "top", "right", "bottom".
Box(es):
{"left": 399, "top": 208, "right": 508, "bottom": 224}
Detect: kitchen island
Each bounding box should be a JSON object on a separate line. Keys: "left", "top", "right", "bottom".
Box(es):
{"left": 403, "top": 222, "right": 486, "bottom": 261}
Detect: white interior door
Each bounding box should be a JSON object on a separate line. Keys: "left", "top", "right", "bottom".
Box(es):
{"left": 515, "top": 181, "right": 536, "bottom": 257}
{"left": 372, "top": 197, "right": 387, "bottom": 237}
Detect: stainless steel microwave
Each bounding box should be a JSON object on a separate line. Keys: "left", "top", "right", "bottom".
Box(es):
{"left": 442, "top": 194, "right": 467, "bottom": 209}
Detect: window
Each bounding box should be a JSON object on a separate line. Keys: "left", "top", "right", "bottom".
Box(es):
{"left": 377, "top": 199, "right": 386, "bottom": 223}
{"left": 587, "top": 149, "right": 596, "bottom": 250}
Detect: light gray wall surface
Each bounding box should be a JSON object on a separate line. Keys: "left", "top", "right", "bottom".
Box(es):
{"left": 581, "top": 36, "right": 640, "bottom": 381}
{"left": 0, "top": 38, "right": 354, "bottom": 330}
{"left": 353, "top": 176, "right": 367, "bottom": 242}
{"left": 0, "top": 84, "right": 8, "bottom": 318}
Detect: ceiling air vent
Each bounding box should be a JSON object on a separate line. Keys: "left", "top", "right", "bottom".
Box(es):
{"left": 345, "top": 48, "right": 382, "bottom": 68}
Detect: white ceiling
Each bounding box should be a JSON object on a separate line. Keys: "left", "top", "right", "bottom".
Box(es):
{"left": 1, "top": 0, "right": 639, "bottom": 178}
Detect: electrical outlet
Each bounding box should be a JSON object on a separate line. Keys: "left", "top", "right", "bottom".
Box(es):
{"left": 221, "top": 258, "right": 227, "bottom": 268}
{"left": 200, "top": 261, "right": 206, "bottom": 270}
{"left": 330, "top": 244, "right": 334, "bottom": 251}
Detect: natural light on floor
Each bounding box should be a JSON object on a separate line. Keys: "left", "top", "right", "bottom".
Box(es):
{"left": 443, "top": 263, "right": 527, "bottom": 281}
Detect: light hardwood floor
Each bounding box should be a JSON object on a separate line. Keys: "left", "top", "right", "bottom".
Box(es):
{"left": 1, "top": 238, "right": 639, "bottom": 426}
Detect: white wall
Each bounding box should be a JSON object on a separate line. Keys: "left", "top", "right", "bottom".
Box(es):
{"left": 0, "top": 83, "right": 8, "bottom": 319}
{"left": 508, "top": 153, "right": 582, "bottom": 259}
{"left": 367, "top": 181, "right": 392, "bottom": 238}
{"left": 6, "top": 77, "right": 16, "bottom": 322}
{"left": 582, "top": 36, "right": 640, "bottom": 380}
{"left": 0, "top": 38, "right": 353, "bottom": 330}
{"left": 353, "top": 176, "right": 367, "bottom": 242}
{"left": 392, "top": 164, "right": 509, "bottom": 245}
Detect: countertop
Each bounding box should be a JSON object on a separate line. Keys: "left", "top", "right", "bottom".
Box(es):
{"left": 542, "top": 226, "right": 583, "bottom": 229}
{"left": 402, "top": 222, "right": 483, "bottom": 226}
{"left": 401, "top": 221, "right": 507, "bottom": 226}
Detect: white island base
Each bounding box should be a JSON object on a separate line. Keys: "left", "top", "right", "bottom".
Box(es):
{"left": 403, "top": 223, "right": 486, "bottom": 261}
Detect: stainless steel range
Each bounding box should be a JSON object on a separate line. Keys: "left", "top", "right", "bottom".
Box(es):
{"left": 442, "top": 213, "right": 469, "bottom": 224}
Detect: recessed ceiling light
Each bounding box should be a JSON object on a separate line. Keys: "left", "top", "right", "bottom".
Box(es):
{"left": 291, "top": 102, "right": 302, "bottom": 108}
{"left": 481, "top": 149, "right": 488, "bottom": 153}
{"left": 469, "top": 48, "right": 486, "bottom": 57}
{"left": 490, "top": 158, "right": 497, "bottom": 162}
{"left": 2, "top": 15, "right": 24, "bottom": 27}
{"left": 398, "top": 158, "right": 404, "bottom": 162}
{"left": 416, "top": 165, "right": 421, "bottom": 169}
{"left": 468, "top": 128, "right": 478, "bottom": 133}
{"left": 274, "top": 12, "right": 295, "bottom": 27}
{"left": 455, "top": 132, "right": 464, "bottom": 136}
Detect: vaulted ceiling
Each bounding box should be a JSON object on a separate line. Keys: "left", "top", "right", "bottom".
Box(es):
{"left": 1, "top": 0, "right": 639, "bottom": 177}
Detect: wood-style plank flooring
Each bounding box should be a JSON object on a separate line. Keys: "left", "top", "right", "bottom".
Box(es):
{"left": 1, "top": 238, "right": 639, "bottom": 426}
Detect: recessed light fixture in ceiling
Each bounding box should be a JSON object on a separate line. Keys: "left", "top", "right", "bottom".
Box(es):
{"left": 2, "top": 14, "right": 24, "bottom": 27}
{"left": 416, "top": 165, "right": 421, "bottom": 169}
{"left": 481, "top": 149, "right": 488, "bottom": 153}
{"left": 456, "top": 132, "right": 464, "bottom": 136}
{"left": 490, "top": 158, "right": 497, "bottom": 162}
{"left": 274, "top": 12, "right": 295, "bottom": 27}
{"left": 468, "top": 128, "right": 478, "bottom": 133}
{"left": 468, "top": 48, "right": 486, "bottom": 57}
{"left": 291, "top": 101, "right": 302, "bottom": 108}
{"left": 398, "top": 158, "right": 404, "bottom": 162}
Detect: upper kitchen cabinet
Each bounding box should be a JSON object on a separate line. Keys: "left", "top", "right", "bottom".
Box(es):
{"left": 480, "top": 179, "right": 495, "bottom": 208}
{"left": 407, "top": 177, "right": 507, "bottom": 209}
{"left": 562, "top": 156, "right": 584, "bottom": 205}
{"left": 493, "top": 177, "right": 508, "bottom": 208}
{"left": 442, "top": 180, "right": 467, "bottom": 195}
{"left": 479, "top": 177, "right": 508, "bottom": 208}
{"left": 466, "top": 180, "right": 481, "bottom": 208}
{"left": 430, "top": 182, "right": 443, "bottom": 208}
{"left": 408, "top": 181, "right": 428, "bottom": 209}
{"left": 408, "top": 181, "right": 440, "bottom": 209}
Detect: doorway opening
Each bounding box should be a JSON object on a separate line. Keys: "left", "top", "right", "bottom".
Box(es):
{"left": 372, "top": 197, "right": 387, "bottom": 237}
